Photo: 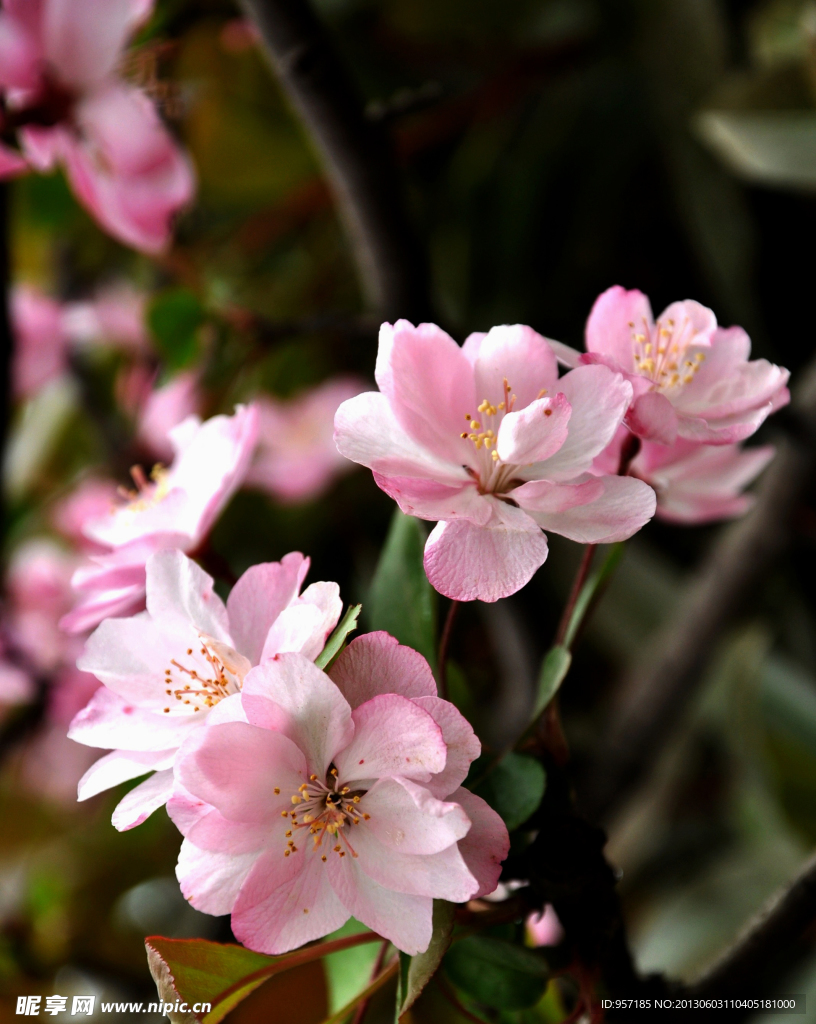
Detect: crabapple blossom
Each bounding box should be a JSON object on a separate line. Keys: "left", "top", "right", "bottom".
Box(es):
{"left": 69, "top": 548, "right": 342, "bottom": 831}
{"left": 167, "top": 632, "right": 508, "bottom": 955}
{"left": 593, "top": 426, "right": 775, "bottom": 525}
{"left": 246, "top": 377, "right": 366, "bottom": 503}
{"left": 11, "top": 285, "right": 69, "bottom": 398}
{"left": 551, "top": 286, "right": 789, "bottom": 446}
{"left": 63, "top": 281, "right": 150, "bottom": 354}
{"left": 334, "top": 321, "right": 656, "bottom": 602}
{"left": 0, "top": 0, "right": 195, "bottom": 252}
{"left": 52, "top": 478, "right": 120, "bottom": 552}
{"left": 527, "top": 904, "right": 564, "bottom": 947}
{"left": 60, "top": 405, "right": 258, "bottom": 634}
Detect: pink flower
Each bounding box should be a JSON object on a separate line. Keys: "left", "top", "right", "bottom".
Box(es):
{"left": 552, "top": 286, "right": 789, "bottom": 446}
{"left": 11, "top": 284, "right": 69, "bottom": 398}
{"left": 69, "top": 548, "right": 342, "bottom": 831}
{"left": 593, "top": 426, "right": 775, "bottom": 525}
{"left": 52, "top": 477, "right": 120, "bottom": 552}
{"left": 60, "top": 405, "right": 259, "bottom": 634}
{"left": 247, "top": 378, "right": 366, "bottom": 503}
{"left": 168, "top": 632, "right": 509, "bottom": 955}
{"left": 64, "top": 281, "right": 150, "bottom": 353}
{"left": 136, "top": 372, "right": 201, "bottom": 462}
{"left": 334, "top": 321, "right": 656, "bottom": 603}
{"left": 0, "top": 0, "right": 195, "bottom": 253}
{"left": 6, "top": 538, "right": 81, "bottom": 672}
{"left": 527, "top": 904, "right": 564, "bottom": 947}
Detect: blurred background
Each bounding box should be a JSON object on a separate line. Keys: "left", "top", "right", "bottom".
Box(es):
{"left": 2, "top": 0, "right": 816, "bottom": 1020}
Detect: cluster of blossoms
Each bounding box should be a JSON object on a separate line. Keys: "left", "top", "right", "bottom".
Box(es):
{"left": 0, "top": 0, "right": 194, "bottom": 252}
{"left": 69, "top": 551, "right": 508, "bottom": 954}
{"left": 51, "top": 283, "right": 786, "bottom": 960}
{"left": 335, "top": 287, "right": 788, "bottom": 601}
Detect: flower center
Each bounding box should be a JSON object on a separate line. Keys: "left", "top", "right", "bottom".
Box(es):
{"left": 459, "top": 377, "right": 548, "bottom": 495}
{"left": 161, "top": 634, "right": 249, "bottom": 714}
{"left": 629, "top": 317, "right": 705, "bottom": 393}
{"left": 118, "top": 463, "right": 170, "bottom": 515}
{"left": 278, "top": 767, "right": 370, "bottom": 862}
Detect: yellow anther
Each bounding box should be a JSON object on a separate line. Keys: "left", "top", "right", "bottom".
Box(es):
{"left": 470, "top": 420, "right": 481, "bottom": 430}
{"left": 644, "top": 343, "right": 652, "bottom": 355}
{"left": 285, "top": 830, "right": 292, "bottom": 837}
{"left": 274, "top": 787, "right": 280, "bottom": 795}
{"left": 491, "top": 450, "right": 499, "bottom": 461}
{"left": 498, "top": 401, "right": 505, "bottom": 410}
{"left": 334, "top": 845, "right": 341, "bottom": 853}
{"left": 291, "top": 796, "right": 301, "bottom": 804}
{"left": 284, "top": 850, "right": 290, "bottom": 857}
{"left": 460, "top": 432, "right": 469, "bottom": 439}
{"left": 321, "top": 855, "right": 327, "bottom": 862}
{"left": 280, "top": 810, "right": 288, "bottom": 817}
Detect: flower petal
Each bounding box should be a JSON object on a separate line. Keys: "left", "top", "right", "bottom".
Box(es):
{"left": 453, "top": 788, "right": 510, "bottom": 898}
{"left": 261, "top": 581, "right": 342, "bottom": 662}
{"left": 77, "top": 748, "right": 175, "bottom": 800}
{"left": 232, "top": 849, "right": 350, "bottom": 955}
{"left": 412, "top": 697, "right": 481, "bottom": 798}
{"left": 241, "top": 654, "right": 354, "bottom": 776}
{"left": 527, "top": 474, "right": 655, "bottom": 543}
{"left": 325, "top": 852, "right": 432, "bottom": 955}
{"left": 328, "top": 632, "right": 437, "bottom": 709}
{"left": 530, "top": 365, "right": 632, "bottom": 481}
{"left": 513, "top": 477, "right": 604, "bottom": 514}
{"left": 472, "top": 324, "right": 560, "bottom": 410}
{"left": 68, "top": 685, "right": 198, "bottom": 751}
{"left": 43, "top": 0, "right": 133, "bottom": 88}
{"left": 226, "top": 553, "right": 309, "bottom": 664}
{"left": 176, "top": 840, "right": 256, "bottom": 916}
{"left": 358, "top": 777, "right": 471, "bottom": 854}
{"left": 176, "top": 721, "right": 306, "bottom": 824}
{"left": 585, "top": 286, "right": 653, "bottom": 370}
{"left": 496, "top": 393, "right": 571, "bottom": 465}
{"left": 626, "top": 391, "right": 678, "bottom": 444}
{"left": 144, "top": 549, "right": 230, "bottom": 641}
{"left": 372, "top": 472, "right": 490, "bottom": 524}
{"left": 335, "top": 391, "right": 467, "bottom": 483}
{"left": 424, "top": 501, "right": 548, "bottom": 603}
{"left": 111, "top": 768, "right": 174, "bottom": 831}
{"left": 334, "top": 695, "right": 447, "bottom": 786}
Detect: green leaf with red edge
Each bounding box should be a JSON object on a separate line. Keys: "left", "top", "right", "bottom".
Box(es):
{"left": 145, "top": 932, "right": 382, "bottom": 1024}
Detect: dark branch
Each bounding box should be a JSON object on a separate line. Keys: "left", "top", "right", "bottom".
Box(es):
{"left": 239, "top": 0, "right": 431, "bottom": 321}
{"left": 580, "top": 356, "right": 816, "bottom": 822}
{"left": 688, "top": 850, "right": 816, "bottom": 998}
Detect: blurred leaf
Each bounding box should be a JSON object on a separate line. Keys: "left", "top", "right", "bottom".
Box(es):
{"left": 444, "top": 936, "right": 549, "bottom": 1010}
{"left": 315, "top": 604, "right": 361, "bottom": 669}
{"left": 696, "top": 110, "right": 816, "bottom": 189}
{"left": 147, "top": 288, "right": 204, "bottom": 370}
{"left": 533, "top": 647, "right": 571, "bottom": 718}
{"left": 472, "top": 752, "right": 546, "bottom": 831}
{"left": 369, "top": 510, "right": 437, "bottom": 668}
{"left": 145, "top": 933, "right": 379, "bottom": 1024}
{"left": 398, "top": 901, "right": 456, "bottom": 1017}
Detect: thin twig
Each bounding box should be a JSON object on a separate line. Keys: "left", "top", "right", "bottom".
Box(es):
{"left": 688, "top": 849, "right": 816, "bottom": 998}
{"left": 351, "top": 939, "right": 390, "bottom": 1024}
{"left": 437, "top": 599, "right": 459, "bottom": 700}
{"left": 581, "top": 356, "right": 816, "bottom": 822}
{"left": 239, "top": 0, "right": 431, "bottom": 320}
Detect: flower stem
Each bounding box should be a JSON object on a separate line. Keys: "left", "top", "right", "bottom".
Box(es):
{"left": 554, "top": 544, "right": 596, "bottom": 648}
{"left": 350, "top": 939, "right": 391, "bottom": 1024}
{"left": 437, "top": 599, "right": 459, "bottom": 699}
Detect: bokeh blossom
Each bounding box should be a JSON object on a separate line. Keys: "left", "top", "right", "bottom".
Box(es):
{"left": 11, "top": 284, "right": 68, "bottom": 398}
{"left": 70, "top": 548, "right": 341, "bottom": 830}
{"left": 0, "top": 0, "right": 195, "bottom": 252}
{"left": 168, "top": 633, "right": 508, "bottom": 955}
{"left": 247, "top": 377, "right": 366, "bottom": 503}
{"left": 60, "top": 405, "right": 259, "bottom": 634}
{"left": 553, "top": 286, "right": 789, "bottom": 446}
{"left": 335, "top": 321, "right": 655, "bottom": 602}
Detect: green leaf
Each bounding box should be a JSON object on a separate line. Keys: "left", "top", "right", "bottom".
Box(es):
{"left": 145, "top": 932, "right": 380, "bottom": 1024}
{"left": 147, "top": 288, "right": 204, "bottom": 370}
{"left": 444, "top": 936, "right": 549, "bottom": 1010}
{"left": 369, "top": 510, "right": 437, "bottom": 668}
{"left": 533, "top": 646, "right": 571, "bottom": 718}
{"left": 562, "top": 543, "right": 624, "bottom": 650}
{"left": 397, "top": 900, "right": 456, "bottom": 1018}
{"left": 315, "top": 604, "right": 361, "bottom": 669}
{"left": 472, "top": 752, "right": 545, "bottom": 831}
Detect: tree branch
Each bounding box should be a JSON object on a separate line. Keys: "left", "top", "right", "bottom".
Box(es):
{"left": 580, "top": 357, "right": 816, "bottom": 823}
{"left": 688, "top": 849, "right": 816, "bottom": 998}
{"left": 239, "top": 0, "right": 431, "bottom": 321}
